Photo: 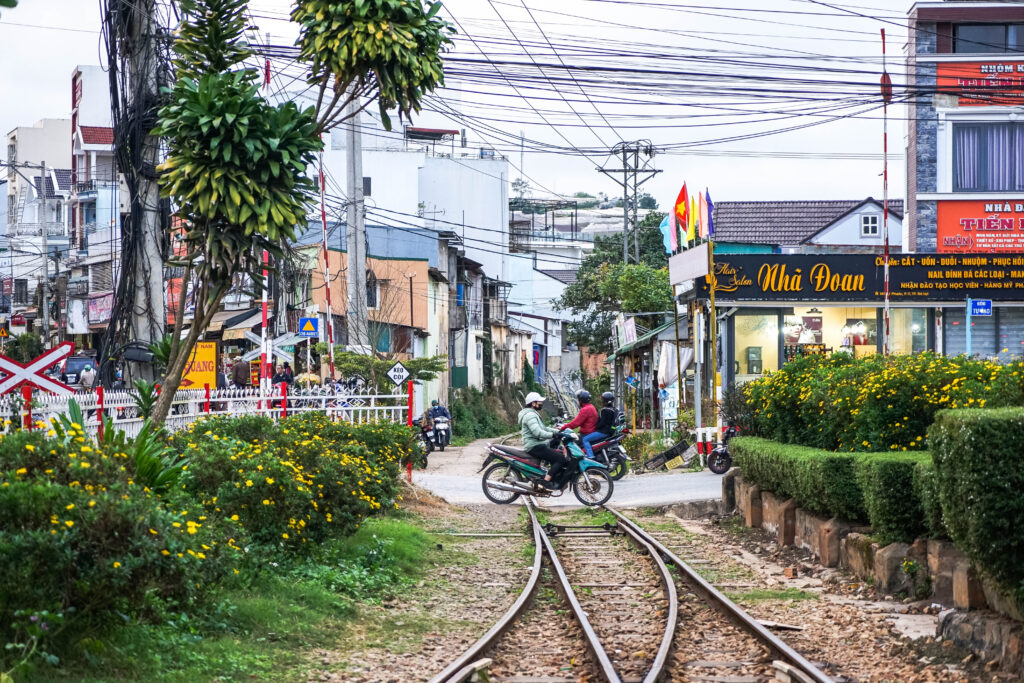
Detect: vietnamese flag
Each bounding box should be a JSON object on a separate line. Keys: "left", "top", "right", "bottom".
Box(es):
{"left": 674, "top": 184, "right": 688, "bottom": 246}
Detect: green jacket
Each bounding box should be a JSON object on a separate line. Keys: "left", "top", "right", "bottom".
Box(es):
{"left": 518, "top": 407, "right": 557, "bottom": 450}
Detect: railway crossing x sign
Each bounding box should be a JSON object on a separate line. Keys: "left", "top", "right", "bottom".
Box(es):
{"left": 0, "top": 341, "right": 76, "bottom": 395}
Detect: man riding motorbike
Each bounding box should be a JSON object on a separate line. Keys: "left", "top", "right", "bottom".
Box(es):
{"left": 562, "top": 390, "right": 601, "bottom": 459}
{"left": 424, "top": 399, "right": 452, "bottom": 448}
{"left": 518, "top": 392, "right": 569, "bottom": 490}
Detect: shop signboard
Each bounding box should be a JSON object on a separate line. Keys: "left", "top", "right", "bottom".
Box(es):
{"left": 668, "top": 242, "right": 710, "bottom": 285}
{"left": 937, "top": 200, "right": 1024, "bottom": 253}
{"left": 88, "top": 293, "right": 113, "bottom": 324}
{"left": 181, "top": 341, "right": 217, "bottom": 388}
{"left": 701, "top": 253, "right": 1024, "bottom": 302}
{"left": 936, "top": 61, "right": 1024, "bottom": 107}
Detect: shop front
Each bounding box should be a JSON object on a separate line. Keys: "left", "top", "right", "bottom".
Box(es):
{"left": 692, "top": 253, "right": 1024, "bottom": 385}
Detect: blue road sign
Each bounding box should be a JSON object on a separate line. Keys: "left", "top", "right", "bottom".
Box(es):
{"left": 298, "top": 317, "right": 319, "bottom": 338}
{"left": 971, "top": 299, "right": 992, "bottom": 317}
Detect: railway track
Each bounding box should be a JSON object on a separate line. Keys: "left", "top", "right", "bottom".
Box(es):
{"left": 429, "top": 503, "right": 833, "bottom": 683}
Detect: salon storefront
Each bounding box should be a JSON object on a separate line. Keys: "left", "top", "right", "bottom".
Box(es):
{"left": 696, "top": 252, "right": 1024, "bottom": 386}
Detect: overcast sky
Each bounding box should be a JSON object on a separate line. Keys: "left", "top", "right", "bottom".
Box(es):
{"left": 1, "top": 0, "right": 916, "bottom": 206}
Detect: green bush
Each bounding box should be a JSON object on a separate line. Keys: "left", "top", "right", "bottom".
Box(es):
{"left": 930, "top": 408, "right": 1024, "bottom": 605}
{"left": 732, "top": 437, "right": 939, "bottom": 543}
{"left": 450, "top": 387, "right": 516, "bottom": 440}
{"left": 743, "top": 352, "right": 1024, "bottom": 451}
{"left": 856, "top": 454, "right": 933, "bottom": 545}
{"left": 913, "top": 460, "right": 947, "bottom": 540}
{"left": 0, "top": 426, "right": 234, "bottom": 655}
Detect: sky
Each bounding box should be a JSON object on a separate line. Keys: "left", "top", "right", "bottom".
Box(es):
{"left": 0, "top": 0, "right": 916, "bottom": 207}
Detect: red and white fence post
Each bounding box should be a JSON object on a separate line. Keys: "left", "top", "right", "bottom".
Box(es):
{"left": 204, "top": 383, "right": 211, "bottom": 414}
{"left": 280, "top": 382, "right": 288, "bottom": 419}
{"left": 21, "top": 385, "right": 31, "bottom": 431}
{"left": 97, "top": 386, "right": 105, "bottom": 443}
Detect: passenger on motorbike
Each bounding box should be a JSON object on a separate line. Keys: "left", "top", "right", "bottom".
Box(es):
{"left": 562, "top": 390, "right": 601, "bottom": 460}
{"left": 592, "top": 391, "right": 619, "bottom": 442}
{"left": 518, "top": 392, "right": 570, "bottom": 490}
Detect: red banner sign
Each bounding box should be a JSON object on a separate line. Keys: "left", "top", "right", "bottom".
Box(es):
{"left": 937, "top": 61, "right": 1024, "bottom": 106}
{"left": 937, "top": 200, "right": 1024, "bottom": 253}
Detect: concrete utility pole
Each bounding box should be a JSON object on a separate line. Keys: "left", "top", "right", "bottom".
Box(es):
{"left": 39, "top": 161, "right": 50, "bottom": 348}
{"left": 127, "top": 0, "right": 166, "bottom": 351}
{"left": 597, "top": 141, "right": 661, "bottom": 265}
{"left": 345, "top": 95, "right": 369, "bottom": 353}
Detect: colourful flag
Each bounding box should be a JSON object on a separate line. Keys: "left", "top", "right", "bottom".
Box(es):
{"left": 699, "top": 191, "right": 709, "bottom": 239}
{"left": 669, "top": 209, "right": 678, "bottom": 252}
{"left": 658, "top": 213, "right": 673, "bottom": 254}
{"left": 705, "top": 189, "right": 715, "bottom": 238}
{"left": 686, "top": 196, "right": 697, "bottom": 242}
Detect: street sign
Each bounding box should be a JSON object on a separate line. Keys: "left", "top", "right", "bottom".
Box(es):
{"left": 0, "top": 328, "right": 8, "bottom": 338}
{"left": 386, "top": 361, "right": 410, "bottom": 386}
{"left": 298, "top": 317, "right": 318, "bottom": 338}
{"left": 0, "top": 341, "right": 76, "bottom": 395}
{"left": 971, "top": 299, "right": 992, "bottom": 316}
{"left": 240, "top": 331, "right": 299, "bottom": 363}
{"left": 181, "top": 341, "right": 217, "bottom": 388}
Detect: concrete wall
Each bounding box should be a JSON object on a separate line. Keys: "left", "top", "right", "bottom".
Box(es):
{"left": 805, "top": 203, "right": 902, "bottom": 248}
{"left": 73, "top": 66, "right": 113, "bottom": 128}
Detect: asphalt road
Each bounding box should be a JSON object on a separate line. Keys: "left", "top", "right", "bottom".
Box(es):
{"left": 411, "top": 437, "right": 723, "bottom": 508}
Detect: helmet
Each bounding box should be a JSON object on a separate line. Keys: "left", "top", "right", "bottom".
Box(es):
{"left": 524, "top": 392, "right": 544, "bottom": 406}
{"left": 84, "top": 365, "right": 92, "bottom": 371}
{"left": 575, "top": 389, "right": 591, "bottom": 404}
{"left": 431, "top": 399, "right": 439, "bottom": 406}
{"left": 601, "top": 391, "right": 615, "bottom": 404}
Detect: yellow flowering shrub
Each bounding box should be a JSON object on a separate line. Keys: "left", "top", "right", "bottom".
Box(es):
{"left": 742, "top": 352, "right": 1024, "bottom": 451}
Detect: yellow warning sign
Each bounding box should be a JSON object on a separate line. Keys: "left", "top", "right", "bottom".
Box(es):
{"left": 302, "top": 319, "right": 315, "bottom": 332}
{"left": 181, "top": 341, "right": 217, "bottom": 388}
{"left": 0, "top": 328, "right": 8, "bottom": 338}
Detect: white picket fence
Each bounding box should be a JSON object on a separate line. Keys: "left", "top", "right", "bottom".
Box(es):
{"left": 6, "top": 386, "right": 409, "bottom": 439}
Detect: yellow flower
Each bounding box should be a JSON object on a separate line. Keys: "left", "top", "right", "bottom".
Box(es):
{"left": 24, "top": 444, "right": 35, "bottom": 452}
{"left": 282, "top": 533, "right": 289, "bottom": 539}
{"left": 113, "top": 561, "right": 121, "bottom": 568}
{"left": 15, "top": 467, "right": 27, "bottom": 475}
{"left": 149, "top": 528, "right": 158, "bottom": 535}
{"left": 262, "top": 499, "right": 270, "bottom": 505}
{"left": 161, "top": 549, "right": 171, "bottom": 556}
{"left": 64, "top": 520, "right": 74, "bottom": 528}
{"left": 230, "top": 514, "right": 239, "bottom": 521}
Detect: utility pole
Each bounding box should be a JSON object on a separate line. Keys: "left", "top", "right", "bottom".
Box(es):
{"left": 124, "top": 0, "right": 166, "bottom": 355}
{"left": 345, "top": 94, "right": 369, "bottom": 353}
{"left": 39, "top": 161, "right": 50, "bottom": 349}
{"left": 597, "top": 141, "right": 661, "bottom": 265}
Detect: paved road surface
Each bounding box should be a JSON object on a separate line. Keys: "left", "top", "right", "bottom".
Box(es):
{"left": 412, "top": 437, "right": 722, "bottom": 508}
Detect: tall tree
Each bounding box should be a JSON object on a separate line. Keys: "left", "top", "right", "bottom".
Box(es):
{"left": 150, "top": 0, "right": 321, "bottom": 424}
{"left": 556, "top": 211, "right": 671, "bottom": 354}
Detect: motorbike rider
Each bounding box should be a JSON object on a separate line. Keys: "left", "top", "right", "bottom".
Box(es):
{"left": 562, "top": 390, "right": 602, "bottom": 460}
{"left": 591, "top": 392, "right": 619, "bottom": 444}
{"left": 518, "top": 392, "right": 569, "bottom": 490}
{"left": 425, "top": 399, "right": 452, "bottom": 446}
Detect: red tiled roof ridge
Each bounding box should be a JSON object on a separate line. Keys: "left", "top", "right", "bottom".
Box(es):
{"left": 80, "top": 126, "right": 114, "bottom": 145}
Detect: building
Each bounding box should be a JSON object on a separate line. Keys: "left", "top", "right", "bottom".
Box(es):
{"left": 905, "top": 0, "right": 1024, "bottom": 355}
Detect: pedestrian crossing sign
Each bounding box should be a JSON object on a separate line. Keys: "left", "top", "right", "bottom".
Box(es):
{"left": 298, "top": 317, "right": 318, "bottom": 338}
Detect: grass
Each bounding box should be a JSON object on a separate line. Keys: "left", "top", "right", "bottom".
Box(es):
{"left": 36, "top": 515, "right": 443, "bottom": 682}
{"left": 727, "top": 587, "right": 819, "bottom": 603}
{"left": 717, "top": 514, "right": 749, "bottom": 537}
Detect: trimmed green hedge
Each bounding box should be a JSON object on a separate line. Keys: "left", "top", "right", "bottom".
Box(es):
{"left": 732, "top": 437, "right": 941, "bottom": 545}
{"left": 930, "top": 408, "right": 1024, "bottom": 605}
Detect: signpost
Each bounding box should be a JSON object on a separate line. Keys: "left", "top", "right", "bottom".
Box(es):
{"left": 965, "top": 297, "right": 992, "bottom": 357}
{"left": 0, "top": 341, "right": 76, "bottom": 396}
{"left": 298, "top": 318, "right": 319, "bottom": 380}
{"left": 387, "top": 361, "right": 410, "bottom": 386}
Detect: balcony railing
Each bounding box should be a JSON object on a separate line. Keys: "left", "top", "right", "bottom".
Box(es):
{"left": 8, "top": 222, "right": 66, "bottom": 237}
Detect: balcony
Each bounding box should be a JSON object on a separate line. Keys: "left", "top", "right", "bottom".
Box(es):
{"left": 8, "top": 222, "right": 66, "bottom": 238}
{"left": 76, "top": 180, "right": 97, "bottom": 195}
{"left": 485, "top": 297, "right": 507, "bottom": 324}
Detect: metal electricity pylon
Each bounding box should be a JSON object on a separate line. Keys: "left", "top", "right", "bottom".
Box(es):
{"left": 597, "top": 141, "right": 661, "bottom": 264}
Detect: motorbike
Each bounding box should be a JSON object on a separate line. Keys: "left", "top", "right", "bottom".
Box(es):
{"left": 707, "top": 424, "right": 739, "bottom": 475}
{"left": 430, "top": 415, "right": 451, "bottom": 451}
{"left": 588, "top": 425, "right": 631, "bottom": 481}
{"left": 410, "top": 417, "right": 433, "bottom": 467}
{"left": 480, "top": 431, "right": 614, "bottom": 506}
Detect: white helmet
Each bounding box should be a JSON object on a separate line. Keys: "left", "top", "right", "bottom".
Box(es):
{"left": 524, "top": 392, "right": 544, "bottom": 405}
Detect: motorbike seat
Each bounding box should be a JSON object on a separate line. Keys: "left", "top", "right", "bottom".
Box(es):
{"left": 493, "top": 444, "right": 544, "bottom": 468}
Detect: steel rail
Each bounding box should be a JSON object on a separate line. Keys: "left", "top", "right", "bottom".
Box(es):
{"left": 613, "top": 519, "right": 679, "bottom": 683}
{"left": 604, "top": 506, "right": 835, "bottom": 683}
{"left": 535, "top": 514, "right": 622, "bottom": 682}
{"left": 427, "top": 500, "right": 545, "bottom": 683}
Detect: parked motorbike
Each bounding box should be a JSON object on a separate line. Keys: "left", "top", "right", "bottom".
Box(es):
{"left": 589, "top": 425, "right": 631, "bottom": 480}
{"left": 431, "top": 415, "right": 451, "bottom": 451}
{"left": 707, "top": 424, "right": 739, "bottom": 475}
{"left": 479, "top": 431, "right": 613, "bottom": 506}
{"left": 410, "top": 417, "right": 433, "bottom": 467}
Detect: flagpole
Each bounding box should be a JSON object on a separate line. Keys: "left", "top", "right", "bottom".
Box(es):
{"left": 881, "top": 28, "right": 892, "bottom": 356}
{"left": 707, "top": 237, "right": 717, "bottom": 431}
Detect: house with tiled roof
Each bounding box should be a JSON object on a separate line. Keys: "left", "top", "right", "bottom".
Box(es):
{"left": 712, "top": 197, "right": 904, "bottom": 255}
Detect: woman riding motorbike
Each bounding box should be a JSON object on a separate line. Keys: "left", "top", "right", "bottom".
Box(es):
{"left": 518, "top": 392, "right": 569, "bottom": 489}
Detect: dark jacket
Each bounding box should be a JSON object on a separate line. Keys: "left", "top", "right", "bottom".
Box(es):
{"left": 231, "top": 362, "right": 249, "bottom": 387}
{"left": 594, "top": 406, "right": 617, "bottom": 435}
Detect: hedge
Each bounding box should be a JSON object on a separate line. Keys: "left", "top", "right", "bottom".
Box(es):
{"left": 930, "top": 408, "right": 1024, "bottom": 605}
{"left": 732, "top": 437, "right": 940, "bottom": 545}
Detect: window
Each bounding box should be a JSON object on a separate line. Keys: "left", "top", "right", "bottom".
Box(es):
{"left": 953, "top": 122, "right": 1024, "bottom": 192}
{"left": 366, "top": 272, "right": 379, "bottom": 309}
{"left": 13, "top": 279, "right": 27, "bottom": 305}
{"left": 861, "top": 214, "right": 879, "bottom": 237}
{"left": 954, "top": 23, "right": 1024, "bottom": 54}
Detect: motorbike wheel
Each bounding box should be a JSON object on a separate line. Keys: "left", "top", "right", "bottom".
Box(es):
{"left": 572, "top": 469, "right": 613, "bottom": 506}
{"left": 482, "top": 463, "right": 525, "bottom": 505}
{"left": 438, "top": 442, "right": 445, "bottom": 452}
{"left": 607, "top": 457, "right": 628, "bottom": 481}
{"left": 708, "top": 450, "right": 732, "bottom": 475}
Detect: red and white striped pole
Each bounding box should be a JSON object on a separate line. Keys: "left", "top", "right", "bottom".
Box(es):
{"left": 319, "top": 153, "right": 337, "bottom": 381}
{"left": 881, "top": 28, "right": 892, "bottom": 356}
{"left": 261, "top": 249, "right": 270, "bottom": 403}
{"left": 97, "top": 385, "right": 105, "bottom": 443}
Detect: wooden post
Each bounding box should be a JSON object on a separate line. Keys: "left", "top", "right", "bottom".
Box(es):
{"left": 97, "top": 385, "right": 105, "bottom": 443}
{"left": 22, "top": 385, "right": 31, "bottom": 431}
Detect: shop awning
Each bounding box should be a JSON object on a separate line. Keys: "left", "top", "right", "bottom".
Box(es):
{"left": 221, "top": 312, "right": 263, "bottom": 340}
{"left": 608, "top": 320, "right": 676, "bottom": 360}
